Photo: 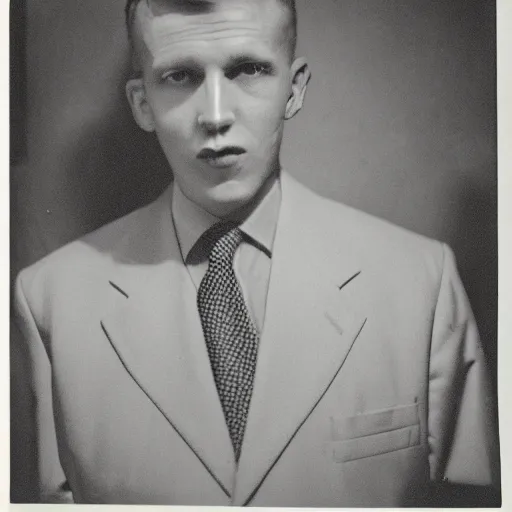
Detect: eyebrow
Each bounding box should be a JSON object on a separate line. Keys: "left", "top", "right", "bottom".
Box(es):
{"left": 226, "top": 53, "right": 274, "bottom": 68}
{"left": 153, "top": 52, "right": 274, "bottom": 73}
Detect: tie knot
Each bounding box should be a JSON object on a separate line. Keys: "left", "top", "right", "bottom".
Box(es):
{"left": 204, "top": 222, "right": 243, "bottom": 265}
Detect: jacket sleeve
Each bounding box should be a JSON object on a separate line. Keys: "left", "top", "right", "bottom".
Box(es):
{"left": 427, "top": 244, "right": 499, "bottom": 488}
{"left": 13, "top": 273, "right": 74, "bottom": 503}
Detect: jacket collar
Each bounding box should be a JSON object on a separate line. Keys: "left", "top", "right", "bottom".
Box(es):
{"left": 232, "top": 172, "right": 367, "bottom": 505}
{"left": 100, "top": 186, "right": 237, "bottom": 497}
{"left": 100, "top": 172, "right": 367, "bottom": 503}
{"left": 172, "top": 175, "right": 281, "bottom": 263}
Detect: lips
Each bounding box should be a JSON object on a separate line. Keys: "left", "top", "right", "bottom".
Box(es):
{"left": 197, "top": 146, "right": 246, "bottom": 160}
{"left": 197, "top": 146, "right": 247, "bottom": 169}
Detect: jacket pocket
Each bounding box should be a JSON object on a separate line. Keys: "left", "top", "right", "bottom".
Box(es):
{"left": 330, "top": 403, "right": 421, "bottom": 463}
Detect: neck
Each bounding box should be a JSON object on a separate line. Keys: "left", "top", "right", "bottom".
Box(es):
{"left": 178, "top": 168, "right": 281, "bottom": 221}
{"left": 223, "top": 170, "right": 280, "bottom": 224}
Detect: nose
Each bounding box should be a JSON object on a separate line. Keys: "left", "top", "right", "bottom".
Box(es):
{"left": 197, "top": 70, "right": 235, "bottom": 136}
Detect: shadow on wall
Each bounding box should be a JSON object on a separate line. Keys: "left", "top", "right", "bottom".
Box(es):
{"left": 10, "top": 41, "right": 172, "bottom": 276}
{"left": 61, "top": 55, "right": 171, "bottom": 239}
{"left": 445, "top": 164, "right": 498, "bottom": 390}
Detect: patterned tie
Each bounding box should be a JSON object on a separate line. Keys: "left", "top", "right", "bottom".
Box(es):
{"left": 197, "top": 223, "right": 260, "bottom": 461}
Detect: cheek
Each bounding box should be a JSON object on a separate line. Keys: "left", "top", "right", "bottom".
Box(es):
{"left": 151, "top": 101, "right": 195, "bottom": 149}
{"left": 245, "top": 108, "right": 285, "bottom": 155}
{"left": 242, "top": 93, "right": 288, "bottom": 137}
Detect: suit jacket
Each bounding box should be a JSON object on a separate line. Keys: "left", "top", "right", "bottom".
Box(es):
{"left": 13, "top": 172, "right": 498, "bottom": 506}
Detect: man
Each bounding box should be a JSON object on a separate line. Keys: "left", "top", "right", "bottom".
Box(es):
{"left": 14, "top": 0, "right": 498, "bottom": 506}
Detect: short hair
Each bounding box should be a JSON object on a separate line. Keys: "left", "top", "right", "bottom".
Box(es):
{"left": 125, "top": 0, "right": 297, "bottom": 74}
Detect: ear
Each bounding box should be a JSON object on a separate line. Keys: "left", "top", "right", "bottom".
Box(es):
{"left": 126, "top": 78, "right": 155, "bottom": 132}
{"left": 285, "top": 57, "right": 311, "bottom": 120}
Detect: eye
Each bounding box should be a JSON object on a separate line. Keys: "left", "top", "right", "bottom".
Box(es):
{"left": 240, "top": 63, "right": 267, "bottom": 76}
{"left": 227, "top": 62, "right": 271, "bottom": 80}
{"left": 161, "top": 69, "right": 193, "bottom": 85}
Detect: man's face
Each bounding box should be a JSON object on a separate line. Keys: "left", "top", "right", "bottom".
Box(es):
{"left": 127, "top": 0, "right": 309, "bottom": 217}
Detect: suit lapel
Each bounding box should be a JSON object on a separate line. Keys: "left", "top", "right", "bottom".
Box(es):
{"left": 233, "top": 174, "right": 368, "bottom": 506}
{"left": 100, "top": 187, "right": 236, "bottom": 498}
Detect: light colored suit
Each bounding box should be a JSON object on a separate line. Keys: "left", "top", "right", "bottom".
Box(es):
{"left": 14, "top": 172, "right": 497, "bottom": 506}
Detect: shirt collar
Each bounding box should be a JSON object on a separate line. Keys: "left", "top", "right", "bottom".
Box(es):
{"left": 172, "top": 177, "right": 282, "bottom": 263}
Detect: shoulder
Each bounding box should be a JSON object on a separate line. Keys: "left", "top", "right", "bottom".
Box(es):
{"left": 333, "top": 198, "right": 444, "bottom": 264}
{"left": 338, "top": 200, "right": 445, "bottom": 288}
{"left": 280, "top": 174, "right": 451, "bottom": 309}
{"left": 284, "top": 173, "right": 445, "bottom": 268}
{"left": 16, "top": 192, "right": 167, "bottom": 304}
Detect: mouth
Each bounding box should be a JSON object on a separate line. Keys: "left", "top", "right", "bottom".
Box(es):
{"left": 197, "top": 146, "right": 247, "bottom": 168}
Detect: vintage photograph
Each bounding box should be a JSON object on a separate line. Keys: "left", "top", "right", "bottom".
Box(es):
{"left": 10, "top": 0, "right": 500, "bottom": 506}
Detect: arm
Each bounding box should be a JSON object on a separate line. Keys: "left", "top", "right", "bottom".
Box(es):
{"left": 427, "top": 244, "right": 500, "bottom": 504}
{"left": 12, "top": 274, "right": 74, "bottom": 503}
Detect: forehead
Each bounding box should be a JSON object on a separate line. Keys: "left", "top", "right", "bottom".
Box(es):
{"left": 134, "top": 0, "right": 288, "bottom": 67}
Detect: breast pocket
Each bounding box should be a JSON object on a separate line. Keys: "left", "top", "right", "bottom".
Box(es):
{"left": 330, "top": 403, "right": 421, "bottom": 463}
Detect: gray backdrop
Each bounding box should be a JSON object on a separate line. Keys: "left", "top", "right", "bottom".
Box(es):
{"left": 11, "top": 0, "right": 497, "bottom": 502}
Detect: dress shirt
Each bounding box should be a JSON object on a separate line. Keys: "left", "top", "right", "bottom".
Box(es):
{"left": 171, "top": 177, "right": 281, "bottom": 334}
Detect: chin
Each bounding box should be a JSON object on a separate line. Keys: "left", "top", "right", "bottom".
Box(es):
{"left": 204, "top": 178, "right": 264, "bottom": 217}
